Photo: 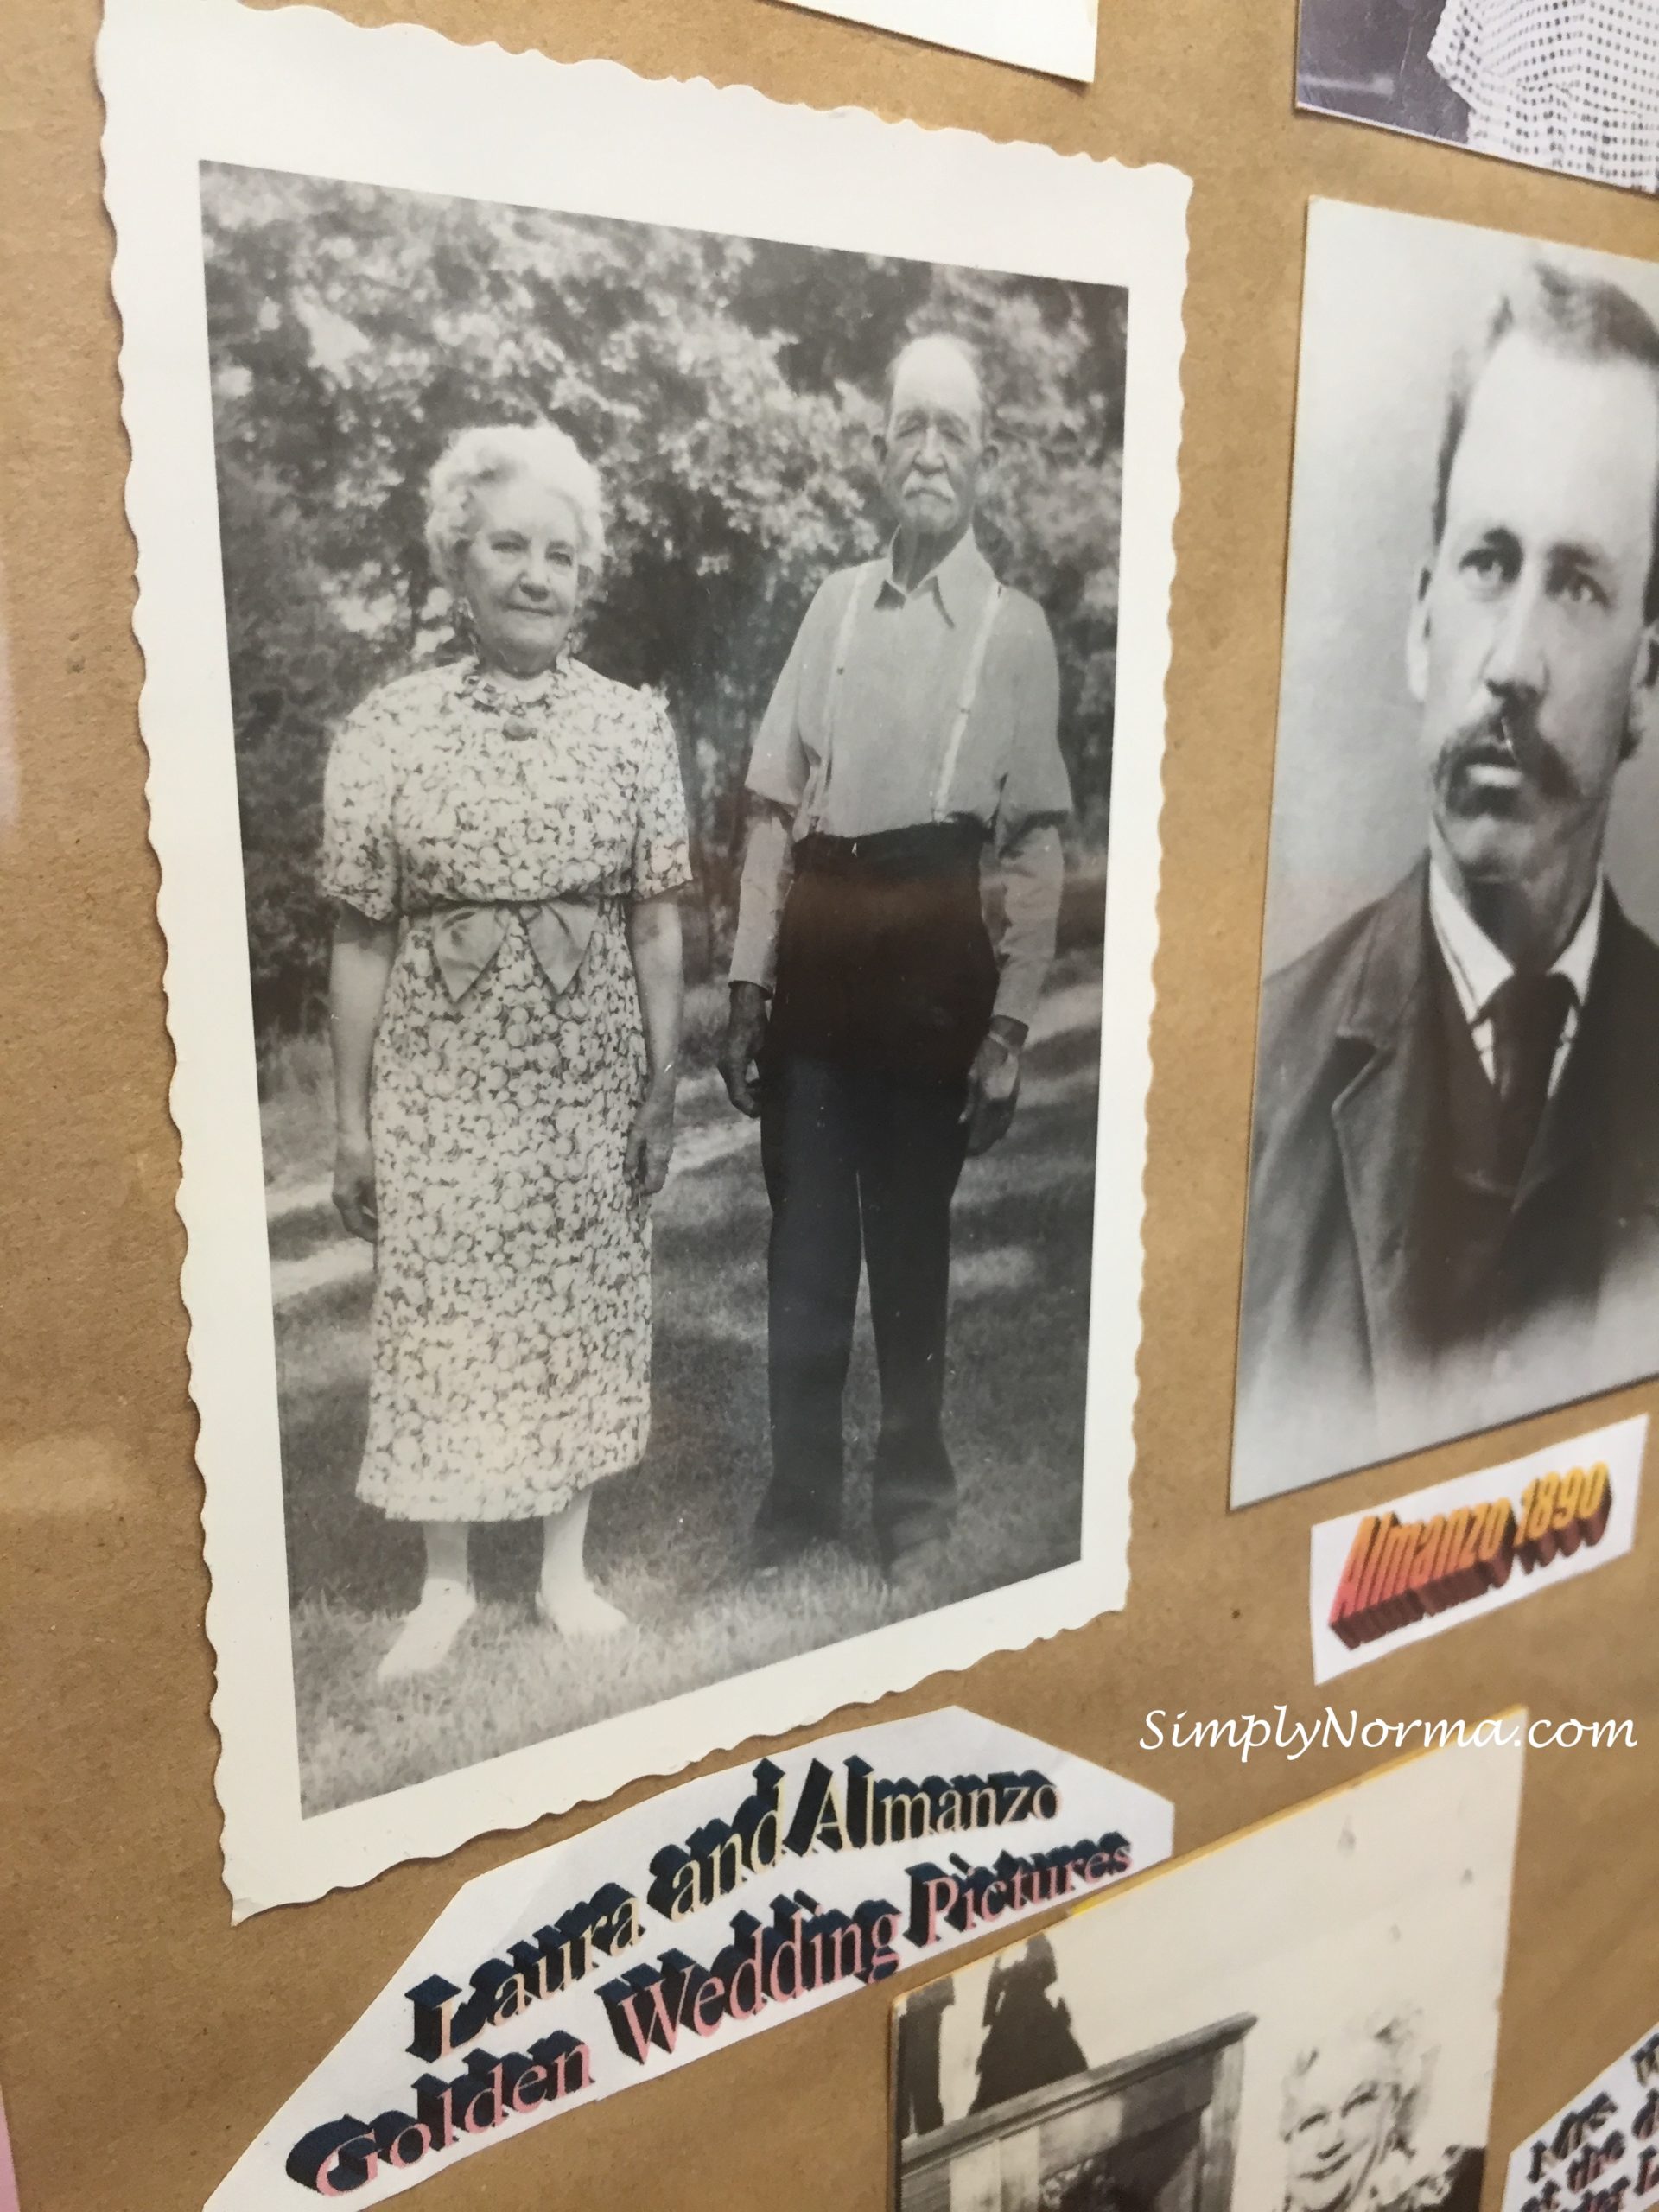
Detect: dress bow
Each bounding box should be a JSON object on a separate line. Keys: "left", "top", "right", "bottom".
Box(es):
{"left": 429, "top": 898, "right": 598, "bottom": 1003}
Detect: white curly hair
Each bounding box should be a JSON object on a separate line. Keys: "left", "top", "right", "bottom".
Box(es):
{"left": 1281, "top": 2006, "right": 1433, "bottom": 2155}
{"left": 424, "top": 423, "right": 606, "bottom": 594}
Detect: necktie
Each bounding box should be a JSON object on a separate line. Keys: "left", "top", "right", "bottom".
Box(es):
{"left": 1488, "top": 970, "right": 1576, "bottom": 1178}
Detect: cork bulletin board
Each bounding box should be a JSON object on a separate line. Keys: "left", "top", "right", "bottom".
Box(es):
{"left": 0, "top": 0, "right": 1656, "bottom": 2207}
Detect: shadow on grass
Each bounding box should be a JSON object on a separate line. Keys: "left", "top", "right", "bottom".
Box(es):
{"left": 280, "top": 964, "right": 1102, "bottom": 1815}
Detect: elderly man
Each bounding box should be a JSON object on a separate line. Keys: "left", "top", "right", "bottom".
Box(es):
{"left": 720, "top": 333, "right": 1071, "bottom": 1578}
{"left": 1236, "top": 262, "right": 1659, "bottom": 1502}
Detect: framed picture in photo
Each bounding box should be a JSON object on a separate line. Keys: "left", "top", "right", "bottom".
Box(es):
{"left": 898, "top": 2007, "right": 1255, "bottom": 2212}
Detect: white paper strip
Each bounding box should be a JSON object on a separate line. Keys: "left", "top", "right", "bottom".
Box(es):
{"left": 1308, "top": 1416, "right": 1646, "bottom": 1683}
{"left": 1501, "top": 2016, "right": 1659, "bottom": 2211}
{"left": 771, "top": 0, "right": 1100, "bottom": 82}
{"left": 212, "top": 1708, "right": 1173, "bottom": 2207}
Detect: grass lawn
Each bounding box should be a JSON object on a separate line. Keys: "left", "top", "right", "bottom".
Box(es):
{"left": 275, "top": 947, "right": 1103, "bottom": 1816}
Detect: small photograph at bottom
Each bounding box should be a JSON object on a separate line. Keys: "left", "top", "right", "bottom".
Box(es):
{"left": 893, "top": 1731, "right": 1521, "bottom": 2212}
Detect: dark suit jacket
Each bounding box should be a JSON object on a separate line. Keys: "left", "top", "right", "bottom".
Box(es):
{"left": 1234, "top": 861, "right": 1659, "bottom": 1500}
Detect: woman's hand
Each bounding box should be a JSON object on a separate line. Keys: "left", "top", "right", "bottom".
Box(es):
{"left": 626, "top": 893, "right": 684, "bottom": 1195}
{"left": 334, "top": 1129, "right": 379, "bottom": 1242}
{"left": 625, "top": 1077, "right": 677, "bottom": 1197}
{"left": 328, "top": 907, "right": 395, "bottom": 1242}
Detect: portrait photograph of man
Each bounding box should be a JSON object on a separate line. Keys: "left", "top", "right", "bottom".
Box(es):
{"left": 1234, "top": 201, "right": 1659, "bottom": 1504}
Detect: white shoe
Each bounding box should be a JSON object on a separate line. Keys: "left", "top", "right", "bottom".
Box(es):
{"left": 376, "top": 1582, "right": 477, "bottom": 1681}
{"left": 535, "top": 1580, "right": 630, "bottom": 1639}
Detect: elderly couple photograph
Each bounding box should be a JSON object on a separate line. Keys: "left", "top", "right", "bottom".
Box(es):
{"left": 205, "top": 166, "right": 1127, "bottom": 1811}
{"left": 325, "top": 331, "right": 1062, "bottom": 1681}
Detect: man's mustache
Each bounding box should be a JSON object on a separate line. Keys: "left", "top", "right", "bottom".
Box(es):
{"left": 1436, "top": 702, "right": 1575, "bottom": 804}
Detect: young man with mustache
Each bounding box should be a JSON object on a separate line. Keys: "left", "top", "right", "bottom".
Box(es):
{"left": 1236, "top": 262, "right": 1659, "bottom": 1500}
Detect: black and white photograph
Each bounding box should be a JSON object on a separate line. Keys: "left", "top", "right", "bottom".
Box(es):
{"left": 893, "top": 1731, "right": 1521, "bottom": 2212}
{"left": 224, "top": 173, "right": 1122, "bottom": 1785}
{"left": 99, "top": 0, "right": 1186, "bottom": 1909}
{"left": 1233, "top": 200, "right": 1659, "bottom": 1506}
{"left": 1296, "top": 0, "right": 1658, "bottom": 195}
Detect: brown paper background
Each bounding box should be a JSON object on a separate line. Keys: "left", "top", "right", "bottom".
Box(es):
{"left": 0, "top": 2, "right": 1656, "bottom": 2206}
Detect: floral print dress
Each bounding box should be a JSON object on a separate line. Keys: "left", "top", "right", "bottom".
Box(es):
{"left": 321, "top": 655, "right": 691, "bottom": 1522}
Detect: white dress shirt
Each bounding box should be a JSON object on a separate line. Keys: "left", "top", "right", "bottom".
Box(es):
{"left": 729, "top": 531, "right": 1072, "bottom": 1028}
{"left": 1427, "top": 861, "right": 1604, "bottom": 1097}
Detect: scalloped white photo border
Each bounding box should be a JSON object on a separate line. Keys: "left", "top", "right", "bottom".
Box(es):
{"left": 98, "top": 0, "right": 1189, "bottom": 1917}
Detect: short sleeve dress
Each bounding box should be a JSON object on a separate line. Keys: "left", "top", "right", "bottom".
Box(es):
{"left": 321, "top": 654, "right": 692, "bottom": 1523}
{"left": 1429, "top": 0, "right": 1659, "bottom": 188}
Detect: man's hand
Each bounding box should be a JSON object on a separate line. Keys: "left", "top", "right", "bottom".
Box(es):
{"left": 720, "top": 982, "right": 769, "bottom": 1118}
{"left": 333, "top": 1128, "right": 378, "bottom": 1242}
{"left": 961, "top": 1017, "right": 1027, "bottom": 1156}
{"left": 625, "top": 1074, "right": 677, "bottom": 1196}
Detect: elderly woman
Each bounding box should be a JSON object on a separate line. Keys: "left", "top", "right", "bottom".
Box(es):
{"left": 322, "top": 422, "right": 690, "bottom": 1682}
{"left": 1279, "top": 2015, "right": 1484, "bottom": 2212}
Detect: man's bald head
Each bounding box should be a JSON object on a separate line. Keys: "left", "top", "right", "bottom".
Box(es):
{"left": 883, "top": 334, "right": 989, "bottom": 442}
{"left": 876, "top": 334, "right": 995, "bottom": 566}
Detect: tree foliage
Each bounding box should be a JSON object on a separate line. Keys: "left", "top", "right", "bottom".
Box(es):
{"left": 203, "top": 163, "right": 1126, "bottom": 1048}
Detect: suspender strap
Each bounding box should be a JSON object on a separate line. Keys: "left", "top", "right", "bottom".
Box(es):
{"left": 815, "top": 561, "right": 1004, "bottom": 826}
{"left": 828, "top": 564, "right": 872, "bottom": 690}
{"left": 817, "top": 562, "right": 884, "bottom": 817}
{"left": 931, "top": 580, "right": 1003, "bottom": 820}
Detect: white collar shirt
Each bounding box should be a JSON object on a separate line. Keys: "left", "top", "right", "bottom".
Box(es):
{"left": 1427, "top": 860, "right": 1604, "bottom": 1097}
{"left": 730, "top": 527, "right": 1074, "bottom": 1026}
